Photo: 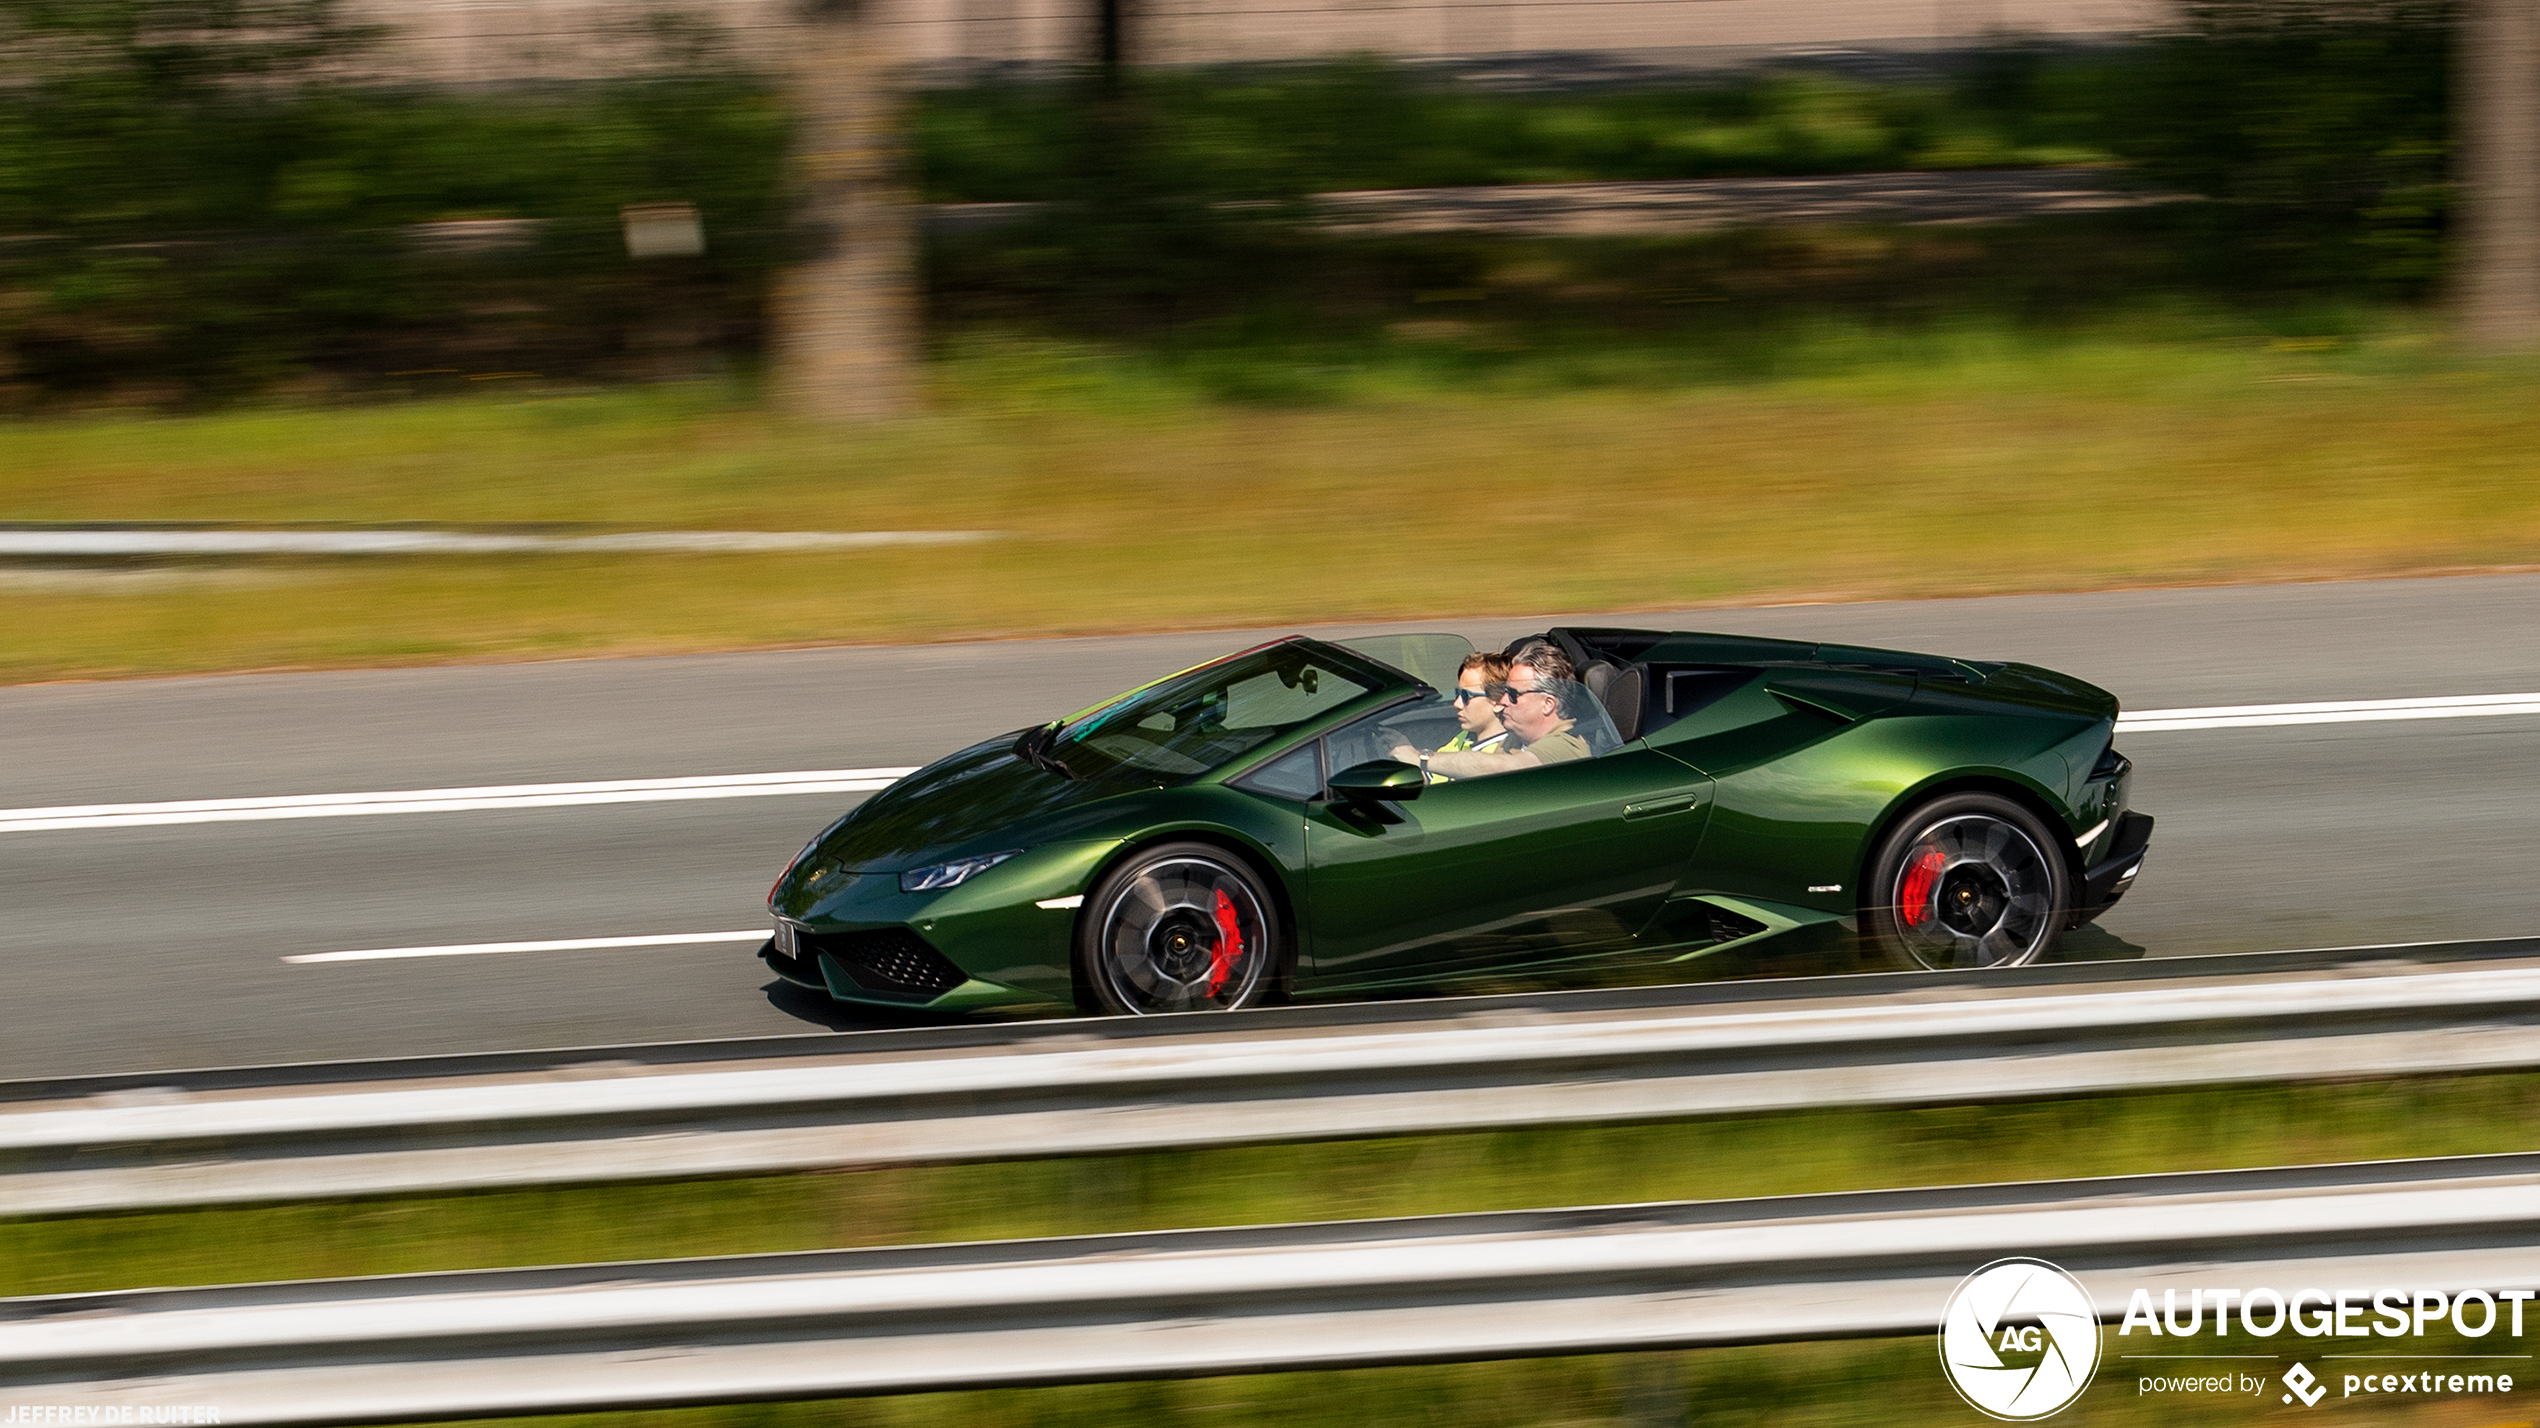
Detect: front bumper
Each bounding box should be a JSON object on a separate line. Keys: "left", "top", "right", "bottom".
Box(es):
{"left": 760, "top": 934, "right": 818, "bottom": 987}
{"left": 760, "top": 924, "right": 1045, "bottom": 1012}
{"left": 2078, "top": 810, "right": 2153, "bottom": 922}
{"left": 764, "top": 841, "right": 1116, "bottom": 1012}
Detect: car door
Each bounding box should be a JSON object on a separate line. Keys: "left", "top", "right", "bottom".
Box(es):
{"left": 1300, "top": 701, "right": 1715, "bottom": 985}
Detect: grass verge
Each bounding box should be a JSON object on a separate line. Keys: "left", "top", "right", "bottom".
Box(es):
{"left": 7, "top": 312, "right": 2540, "bottom": 684}
{"left": 432, "top": 1331, "right": 2524, "bottom": 1428}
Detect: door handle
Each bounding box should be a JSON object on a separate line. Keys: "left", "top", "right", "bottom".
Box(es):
{"left": 1622, "top": 792, "right": 1703, "bottom": 820}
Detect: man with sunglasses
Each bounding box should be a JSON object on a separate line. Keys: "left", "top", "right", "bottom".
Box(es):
{"left": 1403, "top": 642, "right": 1594, "bottom": 780}
{"left": 1386, "top": 651, "right": 1512, "bottom": 781}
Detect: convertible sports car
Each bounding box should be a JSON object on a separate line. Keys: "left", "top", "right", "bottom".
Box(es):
{"left": 762, "top": 629, "right": 2153, "bottom": 1015}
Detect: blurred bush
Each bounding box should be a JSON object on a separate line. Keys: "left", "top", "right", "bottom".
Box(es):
{"left": 2098, "top": 0, "right": 2453, "bottom": 287}
{"left": 0, "top": 0, "right": 788, "bottom": 403}
{"left": 915, "top": 58, "right": 2109, "bottom": 204}
{"left": 928, "top": 16, "right": 2455, "bottom": 356}
{"left": 0, "top": 0, "right": 2464, "bottom": 406}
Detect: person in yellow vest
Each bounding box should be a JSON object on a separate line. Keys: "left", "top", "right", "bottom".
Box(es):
{"left": 1387, "top": 652, "right": 1511, "bottom": 781}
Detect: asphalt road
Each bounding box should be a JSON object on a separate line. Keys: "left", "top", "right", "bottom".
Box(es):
{"left": 8, "top": 572, "right": 2540, "bottom": 1080}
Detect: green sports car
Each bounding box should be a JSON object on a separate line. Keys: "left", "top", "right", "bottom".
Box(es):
{"left": 761, "top": 628, "right": 2152, "bottom": 1015}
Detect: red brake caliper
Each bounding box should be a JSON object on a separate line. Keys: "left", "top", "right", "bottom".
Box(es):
{"left": 1900, "top": 846, "right": 1946, "bottom": 929}
{"left": 1207, "top": 888, "right": 1244, "bottom": 997}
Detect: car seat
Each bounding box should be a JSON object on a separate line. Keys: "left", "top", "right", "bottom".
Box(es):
{"left": 1582, "top": 662, "right": 1644, "bottom": 742}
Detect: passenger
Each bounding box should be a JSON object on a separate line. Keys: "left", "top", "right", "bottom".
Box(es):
{"left": 1386, "top": 652, "right": 1511, "bottom": 780}
{"left": 1414, "top": 642, "right": 1594, "bottom": 780}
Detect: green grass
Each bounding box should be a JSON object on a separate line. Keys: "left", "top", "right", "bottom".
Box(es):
{"left": 7, "top": 310, "right": 2540, "bottom": 684}
{"left": 427, "top": 1324, "right": 2517, "bottom": 1428}
{"left": 425, "top": 1334, "right": 2516, "bottom": 1428}
{"left": 13, "top": 1072, "right": 2535, "bottom": 1428}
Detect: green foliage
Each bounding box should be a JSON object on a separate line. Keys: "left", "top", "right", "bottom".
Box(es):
{"left": 2094, "top": 0, "right": 2453, "bottom": 286}
{"left": 918, "top": 28, "right": 2458, "bottom": 335}
{"left": 914, "top": 57, "right": 2112, "bottom": 205}
{"left": 0, "top": 1, "right": 2471, "bottom": 404}
{"left": 929, "top": 209, "right": 2235, "bottom": 382}
{"left": 0, "top": 0, "right": 790, "bottom": 400}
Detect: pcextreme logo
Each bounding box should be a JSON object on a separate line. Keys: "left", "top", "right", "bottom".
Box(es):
{"left": 2283, "top": 1363, "right": 2327, "bottom": 1406}
{"left": 1940, "top": 1258, "right": 2103, "bottom": 1420}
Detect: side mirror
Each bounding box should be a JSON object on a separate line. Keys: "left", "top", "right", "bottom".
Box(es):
{"left": 1328, "top": 759, "right": 1425, "bottom": 802}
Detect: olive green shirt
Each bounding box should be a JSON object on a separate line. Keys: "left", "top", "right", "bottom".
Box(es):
{"left": 1509, "top": 718, "right": 1591, "bottom": 766}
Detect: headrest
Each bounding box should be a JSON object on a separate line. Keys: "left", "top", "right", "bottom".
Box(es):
{"left": 1583, "top": 663, "right": 1643, "bottom": 743}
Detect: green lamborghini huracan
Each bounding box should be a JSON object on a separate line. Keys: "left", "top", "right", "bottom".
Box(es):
{"left": 762, "top": 628, "right": 2152, "bottom": 1015}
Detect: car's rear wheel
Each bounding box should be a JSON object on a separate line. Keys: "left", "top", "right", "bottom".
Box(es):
{"left": 1075, "top": 842, "right": 1281, "bottom": 1015}
{"left": 1865, "top": 793, "right": 2070, "bottom": 971}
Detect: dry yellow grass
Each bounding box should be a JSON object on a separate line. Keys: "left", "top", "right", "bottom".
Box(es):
{"left": 6, "top": 331, "right": 2539, "bottom": 683}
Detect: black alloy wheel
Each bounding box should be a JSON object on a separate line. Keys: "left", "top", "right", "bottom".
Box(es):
{"left": 1075, "top": 842, "right": 1281, "bottom": 1015}
{"left": 1865, "top": 792, "right": 2071, "bottom": 971}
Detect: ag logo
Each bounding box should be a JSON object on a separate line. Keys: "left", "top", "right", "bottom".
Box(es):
{"left": 2283, "top": 1363, "right": 2325, "bottom": 1407}
{"left": 1939, "top": 1258, "right": 2102, "bottom": 1419}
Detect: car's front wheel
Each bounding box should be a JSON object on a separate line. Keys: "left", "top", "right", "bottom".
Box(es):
{"left": 1075, "top": 842, "right": 1281, "bottom": 1015}
{"left": 1865, "top": 792, "right": 2071, "bottom": 971}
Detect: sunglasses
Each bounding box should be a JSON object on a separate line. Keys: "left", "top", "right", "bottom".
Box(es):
{"left": 1452, "top": 687, "right": 1495, "bottom": 705}
{"left": 1493, "top": 683, "right": 1553, "bottom": 703}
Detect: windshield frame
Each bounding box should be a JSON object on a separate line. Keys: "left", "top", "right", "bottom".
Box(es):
{"left": 1045, "top": 638, "right": 1416, "bottom": 787}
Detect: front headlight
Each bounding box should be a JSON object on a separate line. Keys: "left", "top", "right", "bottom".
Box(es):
{"left": 900, "top": 849, "right": 1023, "bottom": 893}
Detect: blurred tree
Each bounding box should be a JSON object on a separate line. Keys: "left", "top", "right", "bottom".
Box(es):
{"left": 2456, "top": 0, "right": 2540, "bottom": 348}
{"left": 2104, "top": 0, "right": 2452, "bottom": 289}
{"left": 768, "top": 0, "right": 919, "bottom": 421}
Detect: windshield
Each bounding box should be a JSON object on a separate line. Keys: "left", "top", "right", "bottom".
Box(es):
{"left": 1336, "top": 633, "right": 1475, "bottom": 692}
{"left": 1054, "top": 640, "right": 1394, "bottom": 783}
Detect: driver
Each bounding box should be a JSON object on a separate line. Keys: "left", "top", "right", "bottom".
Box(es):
{"left": 1412, "top": 642, "right": 1593, "bottom": 779}
{"left": 1386, "top": 652, "right": 1511, "bottom": 781}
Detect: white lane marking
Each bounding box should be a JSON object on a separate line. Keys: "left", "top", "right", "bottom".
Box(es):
{"left": 286, "top": 930, "right": 768, "bottom": 964}
{"left": 0, "top": 769, "right": 917, "bottom": 834}
{"left": 16, "top": 691, "right": 2540, "bottom": 837}
{"left": 2118, "top": 692, "right": 2540, "bottom": 733}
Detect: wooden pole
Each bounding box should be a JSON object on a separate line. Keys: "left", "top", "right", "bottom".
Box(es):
{"left": 2457, "top": 0, "right": 2540, "bottom": 350}
{"left": 769, "top": 0, "right": 920, "bottom": 420}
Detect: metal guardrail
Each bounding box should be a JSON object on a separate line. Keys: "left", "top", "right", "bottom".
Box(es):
{"left": 9, "top": 1153, "right": 2538, "bottom": 1424}
{"left": 6, "top": 941, "right": 2540, "bottom": 1216}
